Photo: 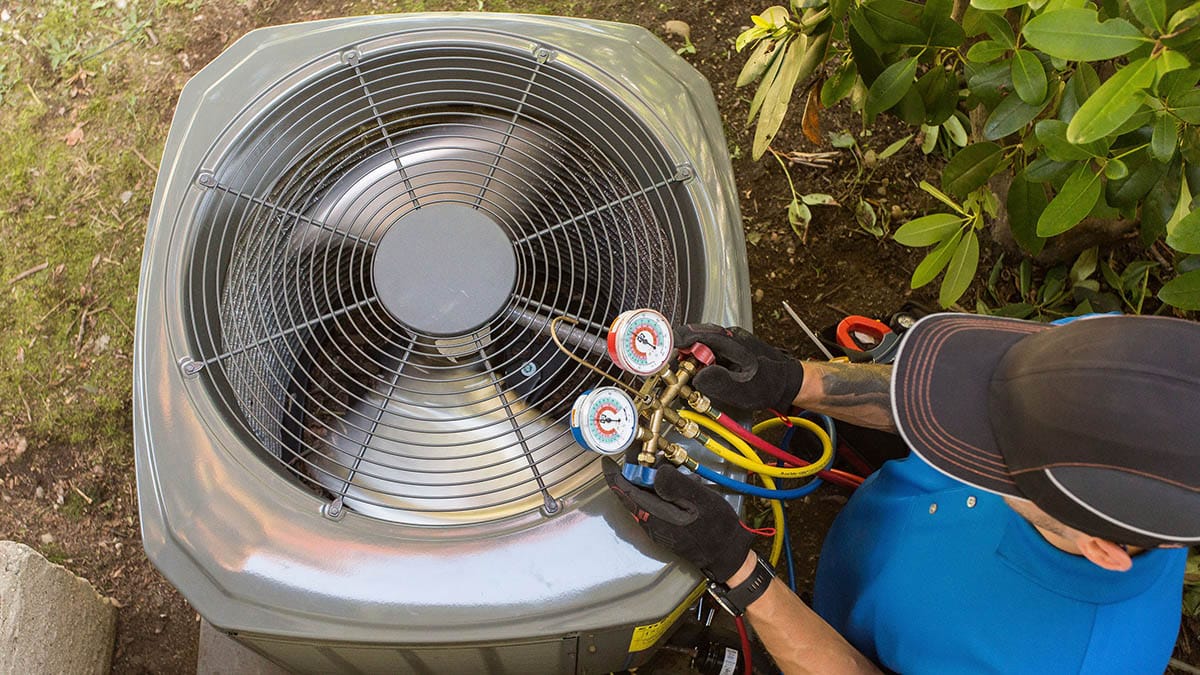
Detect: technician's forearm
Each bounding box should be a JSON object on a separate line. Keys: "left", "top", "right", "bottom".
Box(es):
{"left": 722, "top": 554, "right": 880, "bottom": 675}
{"left": 746, "top": 580, "right": 881, "bottom": 675}
{"left": 792, "top": 361, "right": 896, "bottom": 432}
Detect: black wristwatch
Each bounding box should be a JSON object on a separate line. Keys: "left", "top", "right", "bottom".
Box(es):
{"left": 706, "top": 553, "right": 776, "bottom": 616}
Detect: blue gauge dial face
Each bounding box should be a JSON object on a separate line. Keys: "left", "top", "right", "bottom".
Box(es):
{"left": 571, "top": 387, "right": 637, "bottom": 455}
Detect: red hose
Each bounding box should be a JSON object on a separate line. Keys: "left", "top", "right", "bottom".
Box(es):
{"left": 734, "top": 614, "right": 753, "bottom": 675}
{"left": 714, "top": 412, "right": 864, "bottom": 488}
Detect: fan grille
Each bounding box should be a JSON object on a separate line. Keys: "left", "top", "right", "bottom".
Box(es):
{"left": 183, "top": 41, "right": 701, "bottom": 525}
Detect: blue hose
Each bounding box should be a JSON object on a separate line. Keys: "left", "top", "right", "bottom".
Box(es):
{"left": 691, "top": 463, "right": 823, "bottom": 499}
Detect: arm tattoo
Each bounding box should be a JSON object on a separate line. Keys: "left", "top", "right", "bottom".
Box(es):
{"left": 808, "top": 362, "right": 896, "bottom": 432}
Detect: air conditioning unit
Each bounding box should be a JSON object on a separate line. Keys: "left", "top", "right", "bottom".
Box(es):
{"left": 134, "top": 13, "right": 749, "bottom": 673}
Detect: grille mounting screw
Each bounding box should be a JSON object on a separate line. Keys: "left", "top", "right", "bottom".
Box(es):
{"left": 322, "top": 498, "right": 347, "bottom": 521}
{"left": 196, "top": 171, "right": 215, "bottom": 188}
{"left": 541, "top": 495, "right": 561, "bottom": 517}
{"left": 532, "top": 46, "right": 555, "bottom": 63}
{"left": 340, "top": 49, "right": 360, "bottom": 65}
{"left": 179, "top": 357, "right": 204, "bottom": 377}
{"left": 673, "top": 164, "right": 694, "bottom": 182}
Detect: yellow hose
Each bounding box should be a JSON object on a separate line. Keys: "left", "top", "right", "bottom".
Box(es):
{"left": 682, "top": 411, "right": 788, "bottom": 564}
{"left": 680, "top": 411, "right": 833, "bottom": 478}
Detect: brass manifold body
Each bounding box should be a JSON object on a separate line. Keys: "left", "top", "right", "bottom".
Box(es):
{"left": 630, "top": 359, "right": 712, "bottom": 467}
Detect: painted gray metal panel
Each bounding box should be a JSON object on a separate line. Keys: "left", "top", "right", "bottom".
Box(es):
{"left": 134, "top": 11, "right": 749, "bottom": 662}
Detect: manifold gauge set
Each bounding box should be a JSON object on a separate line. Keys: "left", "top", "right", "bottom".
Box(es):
{"left": 567, "top": 308, "right": 716, "bottom": 485}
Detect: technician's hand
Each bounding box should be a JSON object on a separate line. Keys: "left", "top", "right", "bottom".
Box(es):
{"left": 675, "top": 323, "right": 805, "bottom": 413}
{"left": 603, "top": 462, "right": 754, "bottom": 583}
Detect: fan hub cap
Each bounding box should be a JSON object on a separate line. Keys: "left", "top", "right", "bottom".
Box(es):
{"left": 372, "top": 202, "right": 516, "bottom": 335}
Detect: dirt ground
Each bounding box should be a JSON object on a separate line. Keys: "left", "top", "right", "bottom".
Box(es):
{"left": 0, "top": 0, "right": 1195, "bottom": 673}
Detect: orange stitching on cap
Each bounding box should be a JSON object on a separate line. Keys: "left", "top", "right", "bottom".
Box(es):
{"left": 1011, "top": 463, "right": 1200, "bottom": 493}
{"left": 902, "top": 319, "right": 1044, "bottom": 484}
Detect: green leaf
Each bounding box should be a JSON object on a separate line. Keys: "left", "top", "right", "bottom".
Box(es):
{"left": 1018, "top": 258, "right": 1033, "bottom": 298}
{"left": 1037, "top": 163, "right": 1102, "bottom": 236}
{"left": 983, "top": 93, "right": 1049, "bottom": 140}
{"left": 916, "top": 67, "right": 958, "bottom": 125}
{"left": 1059, "top": 62, "right": 1101, "bottom": 124}
{"left": 1024, "top": 155, "right": 1074, "bottom": 182}
{"left": 966, "top": 59, "right": 1014, "bottom": 109}
{"left": 894, "top": 213, "right": 966, "bottom": 246}
{"left": 1161, "top": 70, "right": 1200, "bottom": 101}
{"left": 737, "top": 39, "right": 779, "bottom": 88}
{"left": 736, "top": 26, "right": 771, "bottom": 52}
{"left": 1104, "top": 158, "right": 1128, "bottom": 180}
{"left": 1066, "top": 56, "right": 1156, "bottom": 144}
{"left": 967, "top": 40, "right": 1010, "bottom": 63}
{"left": 942, "top": 141, "right": 1005, "bottom": 198}
{"left": 821, "top": 59, "right": 858, "bottom": 107}
{"left": 919, "top": 179, "right": 967, "bottom": 213}
{"left": 1156, "top": 49, "right": 1190, "bottom": 79}
{"left": 1034, "top": 119, "right": 1094, "bottom": 161}
{"left": 1129, "top": 0, "right": 1168, "bottom": 33}
{"left": 862, "top": 0, "right": 961, "bottom": 46}
{"left": 879, "top": 134, "right": 914, "bottom": 159}
{"left": 1107, "top": 155, "right": 1169, "bottom": 207}
{"left": 939, "top": 229, "right": 981, "bottom": 307}
{"left": 1172, "top": 89, "right": 1200, "bottom": 124}
{"left": 1007, "top": 171, "right": 1048, "bottom": 254}
{"left": 1011, "top": 50, "right": 1048, "bottom": 105}
{"left": 849, "top": 23, "right": 886, "bottom": 83}
{"left": 1070, "top": 246, "right": 1099, "bottom": 283}
{"left": 912, "top": 229, "right": 963, "bottom": 288}
{"left": 865, "top": 56, "right": 918, "bottom": 120}
{"left": 1151, "top": 112, "right": 1180, "bottom": 163}
{"left": 971, "top": 0, "right": 1030, "bottom": 8}
{"left": 747, "top": 36, "right": 790, "bottom": 125}
{"left": 943, "top": 115, "right": 969, "bottom": 146}
{"left": 753, "top": 35, "right": 810, "bottom": 159}
{"left": 801, "top": 193, "right": 839, "bottom": 206}
{"left": 994, "top": 302, "right": 1037, "bottom": 318}
{"left": 1158, "top": 269, "right": 1200, "bottom": 308}
{"left": 1142, "top": 168, "right": 1179, "bottom": 245}
{"left": 788, "top": 198, "right": 813, "bottom": 238}
{"left": 1022, "top": 8, "right": 1148, "bottom": 61}
{"left": 1168, "top": 1, "right": 1200, "bottom": 34}
{"left": 921, "top": 123, "right": 940, "bottom": 153}
{"left": 1166, "top": 170, "right": 1195, "bottom": 249}
{"left": 1167, "top": 209, "right": 1200, "bottom": 253}
{"left": 856, "top": 199, "right": 884, "bottom": 236}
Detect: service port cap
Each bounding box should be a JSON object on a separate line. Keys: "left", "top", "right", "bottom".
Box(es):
{"left": 570, "top": 387, "right": 638, "bottom": 456}
{"left": 607, "top": 308, "right": 674, "bottom": 376}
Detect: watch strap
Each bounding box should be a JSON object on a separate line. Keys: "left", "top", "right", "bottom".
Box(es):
{"left": 707, "top": 554, "right": 775, "bottom": 616}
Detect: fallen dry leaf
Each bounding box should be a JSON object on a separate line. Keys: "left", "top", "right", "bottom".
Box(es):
{"left": 63, "top": 123, "right": 84, "bottom": 147}
{"left": 0, "top": 435, "right": 28, "bottom": 466}
{"left": 802, "top": 87, "right": 822, "bottom": 145}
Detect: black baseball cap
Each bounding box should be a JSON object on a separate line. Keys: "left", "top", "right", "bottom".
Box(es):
{"left": 892, "top": 313, "right": 1200, "bottom": 548}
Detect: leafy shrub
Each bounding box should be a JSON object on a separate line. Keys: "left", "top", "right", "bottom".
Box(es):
{"left": 737, "top": 0, "right": 1200, "bottom": 311}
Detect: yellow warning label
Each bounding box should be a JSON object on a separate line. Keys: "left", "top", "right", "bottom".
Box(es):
{"left": 628, "top": 583, "right": 707, "bottom": 653}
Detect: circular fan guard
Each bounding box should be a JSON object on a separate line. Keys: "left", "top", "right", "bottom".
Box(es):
{"left": 182, "top": 42, "right": 703, "bottom": 526}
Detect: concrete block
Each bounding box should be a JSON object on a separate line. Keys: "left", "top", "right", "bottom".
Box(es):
{"left": 198, "top": 620, "right": 291, "bottom": 675}
{"left": 0, "top": 540, "right": 117, "bottom": 675}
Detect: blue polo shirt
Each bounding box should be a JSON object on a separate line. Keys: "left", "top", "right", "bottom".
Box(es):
{"left": 813, "top": 454, "right": 1187, "bottom": 674}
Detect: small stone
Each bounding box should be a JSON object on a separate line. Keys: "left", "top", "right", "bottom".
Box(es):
{"left": 662, "top": 20, "right": 691, "bottom": 40}
{"left": 753, "top": 289, "right": 764, "bottom": 303}
{"left": 39, "top": 533, "right": 54, "bottom": 545}
{"left": 34, "top": 486, "right": 44, "bottom": 500}
{"left": 119, "top": 191, "right": 133, "bottom": 204}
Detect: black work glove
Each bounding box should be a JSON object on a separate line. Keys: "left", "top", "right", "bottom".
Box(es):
{"left": 675, "top": 323, "right": 805, "bottom": 412}
{"left": 603, "top": 461, "right": 754, "bottom": 582}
